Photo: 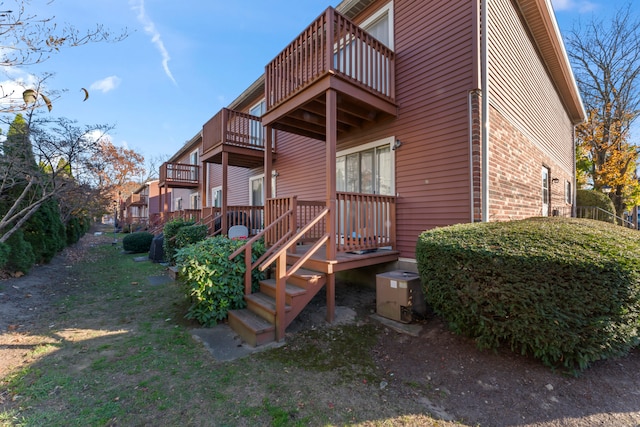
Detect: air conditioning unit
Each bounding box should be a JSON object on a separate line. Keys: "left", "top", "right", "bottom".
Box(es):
{"left": 376, "top": 271, "right": 425, "bottom": 323}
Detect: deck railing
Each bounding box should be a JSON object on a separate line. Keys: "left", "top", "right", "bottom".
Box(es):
{"left": 265, "top": 7, "right": 395, "bottom": 111}
{"left": 265, "top": 193, "right": 396, "bottom": 253}
{"left": 125, "top": 194, "right": 147, "bottom": 207}
{"left": 576, "top": 206, "right": 636, "bottom": 229}
{"left": 336, "top": 192, "right": 396, "bottom": 253}
{"left": 159, "top": 162, "right": 199, "bottom": 186}
{"left": 203, "top": 108, "right": 265, "bottom": 154}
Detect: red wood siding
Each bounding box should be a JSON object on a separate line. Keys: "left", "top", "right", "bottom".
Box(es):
{"left": 270, "top": 0, "right": 476, "bottom": 260}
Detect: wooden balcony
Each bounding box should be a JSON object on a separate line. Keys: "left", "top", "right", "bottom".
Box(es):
{"left": 263, "top": 7, "right": 397, "bottom": 140}
{"left": 124, "top": 193, "right": 147, "bottom": 208}
{"left": 159, "top": 162, "right": 199, "bottom": 188}
{"left": 202, "top": 108, "right": 272, "bottom": 168}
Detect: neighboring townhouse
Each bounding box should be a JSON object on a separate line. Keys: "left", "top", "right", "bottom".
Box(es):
{"left": 158, "top": 132, "right": 203, "bottom": 222}
{"left": 122, "top": 180, "right": 160, "bottom": 230}
{"left": 159, "top": 0, "right": 585, "bottom": 344}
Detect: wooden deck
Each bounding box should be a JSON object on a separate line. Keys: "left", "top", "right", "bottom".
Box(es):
{"left": 287, "top": 244, "right": 399, "bottom": 274}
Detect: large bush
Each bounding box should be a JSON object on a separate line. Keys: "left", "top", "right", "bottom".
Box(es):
{"left": 176, "top": 236, "right": 266, "bottom": 326}
{"left": 4, "top": 229, "right": 36, "bottom": 274}
{"left": 122, "top": 231, "right": 154, "bottom": 253}
{"left": 576, "top": 189, "right": 615, "bottom": 217}
{"left": 175, "top": 224, "right": 208, "bottom": 251}
{"left": 23, "top": 198, "right": 66, "bottom": 264}
{"left": 163, "top": 218, "right": 195, "bottom": 265}
{"left": 416, "top": 217, "right": 640, "bottom": 372}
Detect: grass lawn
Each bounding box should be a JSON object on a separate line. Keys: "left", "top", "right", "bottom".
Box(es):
{"left": 0, "top": 232, "right": 448, "bottom": 427}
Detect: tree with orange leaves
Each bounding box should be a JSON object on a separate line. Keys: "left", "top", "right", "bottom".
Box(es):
{"left": 567, "top": 5, "right": 640, "bottom": 216}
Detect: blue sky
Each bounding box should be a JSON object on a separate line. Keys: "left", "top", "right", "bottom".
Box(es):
{"left": 1, "top": 0, "right": 636, "bottom": 170}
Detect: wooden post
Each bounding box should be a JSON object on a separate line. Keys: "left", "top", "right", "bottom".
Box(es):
{"left": 265, "top": 125, "right": 273, "bottom": 203}
{"left": 222, "top": 151, "right": 229, "bottom": 235}
{"left": 275, "top": 252, "right": 286, "bottom": 341}
{"left": 325, "top": 89, "right": 337, "bottom": 323}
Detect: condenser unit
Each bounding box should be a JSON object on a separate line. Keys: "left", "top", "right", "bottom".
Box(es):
{"left": 376, "top": 271, "right": 425, "bottom": 323}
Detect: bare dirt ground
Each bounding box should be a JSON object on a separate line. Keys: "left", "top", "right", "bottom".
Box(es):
{"left": 1, "top": 229, "right": 639, "bottom": 426}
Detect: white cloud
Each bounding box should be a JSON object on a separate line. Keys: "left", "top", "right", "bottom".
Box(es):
{"left": 0, "top": 68, "right": 40, "bottom": 108}
{"left": 130, "top": 0, "right": 177, "bottom": 85}
{"left": 90, "top": 76, "right": 122, "bottom": 93}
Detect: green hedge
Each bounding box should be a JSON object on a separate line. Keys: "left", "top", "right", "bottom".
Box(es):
{"left": 122, "top": 231, "right": 154, "bottom": 253}
{"left": 162, "top": 218, "right": 196, "bottom": 265}
{"left": 416, "top": 217, "right": 640, "bottom": 372}
{"left": 176, "top": 236, "right": 266, "bottom": 326}
{"left": 576, "top": 189, "right": 615, "bottom": 215}
{"left": 175, "top": 224, "right": 208, "bottom": 251}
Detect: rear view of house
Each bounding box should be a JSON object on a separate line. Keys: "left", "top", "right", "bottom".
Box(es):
{"left": 157, "top": 0, "right": 584, "bottom": 344}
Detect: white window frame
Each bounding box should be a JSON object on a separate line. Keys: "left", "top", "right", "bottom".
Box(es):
{"left": 174, "top": 197, "right": 183, "bottom": 212}
{"left": 336, "top": 136, "right": 396, "bottom": 195}
{"left": 249, "top": 175, "right": 264, "bottom": 207}
{"left": 542, "top": 166, "right": 550, "bottom": 216}
{"left": 360, "top": 1, "right": 394, "bottom": 50}
{"left": 211, "top": 186, "right": 222, "bottom": 208}
{"left": 190, "top": 192, "right": 199, "bottom": 210}
{"left": 249, "top": 173, "right": 276, "bottom": 206}
{"left": 249, "top": 99, "right": 266, "bottom": 146}
{"left": 565, "top": 180, "right": 572, "bottom": 205}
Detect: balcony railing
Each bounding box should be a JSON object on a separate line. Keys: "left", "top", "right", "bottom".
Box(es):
{"left": 125, "top": 193, "right": 147, "bottom": 207}
{"left": 159, "top": 162, "right": 199, "bottom": 186}
{"left": 265, "top": 192, "right": 396, "bottom": 253}
{"left": 203, "top": 108, "right": 265, "bottom": 154}
{"left": 266, "top": 7, "right": 395, "bottom": 111}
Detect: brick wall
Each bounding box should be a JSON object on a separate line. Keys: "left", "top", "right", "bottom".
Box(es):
{"left": 487, "top": 107, "right": 573, "bottom": 221}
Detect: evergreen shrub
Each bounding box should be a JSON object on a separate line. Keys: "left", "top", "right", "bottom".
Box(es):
{"left": 416, "top": 217, "right": 640, "bottom": 372}
{"left": 122, "top": 231, "right": 154, "bottom": 253}
{"left": 163, "top": 218, "right": 195, "bottom": 265}
{"left": 176, "top": 236, "right": 266, "bottom": 326}
{"left": 5, "top": 229, "right": 36, "bottom": 274}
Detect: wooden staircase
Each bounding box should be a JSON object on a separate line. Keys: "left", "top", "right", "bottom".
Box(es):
{"left": 228, "top": 268, "right": 327, "bottom": 346}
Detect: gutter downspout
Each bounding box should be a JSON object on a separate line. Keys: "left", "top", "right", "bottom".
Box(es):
{"left": 481, "top": 0, "right": 490, "bottom": 222}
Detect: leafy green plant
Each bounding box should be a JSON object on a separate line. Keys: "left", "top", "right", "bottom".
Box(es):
{"left": 162, "top": 218, "right": 195, "bottom": 265}
{"left": 175, "top": 224, "right": 208, "bottom": 250}
{"left": 122, "top": 231, "right": 154, "bottom": 253}
{"left": 176, "top": 236, "right": 266, "bottom": 326}
{"left": 416, "top": 217, "right": 640, "bottom": 372}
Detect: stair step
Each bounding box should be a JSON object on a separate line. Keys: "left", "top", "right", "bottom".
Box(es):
{"left": 245, "top": 292, "right": 291, "bottom": 324}
{"left": 260, "top": 279, "right": 307, "bottom": 297}
{"left": 228, "top": 309, "right": 275, "bottom": 347}
{"left": 288, "top": 268, "right": 325, "bottom": 288}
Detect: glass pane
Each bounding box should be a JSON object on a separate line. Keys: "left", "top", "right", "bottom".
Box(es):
{"left": 360, "top": 150, "right": 374, "bottom": 194}
{"left": 346, "top": 153, "right": 359, "bottom": 193}
{"left": 251, "top": 177, "right": 263, "bottom": 206}
{"left": 336, "top": 156, "right": 346, "bottom": 192}
{"left": 376, "top": 146, "right": 391, "bottom": 195}
{"left": 365, "top": 13, "right": 390, "bottom": 47}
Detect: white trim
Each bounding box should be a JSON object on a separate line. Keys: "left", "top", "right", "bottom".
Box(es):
{"left": 337, "top": 136, "right": 396, "bottom": 195}
{"left": 360, "top": 1, "right": 394, "bottom": 50}
{"left": 189, "top": 149, "right": 198, "bottom": 164}
{"left": 249, "top": 174, "right": 265, "bottom": 206}
{"left": 211, "top": 186, "right": 222, "bottom": 208}
{"left": 189, "top": 192, "right": 199, "bottom": 210}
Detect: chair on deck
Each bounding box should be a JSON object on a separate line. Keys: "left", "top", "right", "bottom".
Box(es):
{"left": 228, "top": 225, "right": 249, "bottom": 240}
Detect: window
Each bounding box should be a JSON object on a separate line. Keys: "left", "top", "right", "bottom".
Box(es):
{"left": 249, "top": 100, "right": 266, "bottom": 146}
{"left": 190, "top": 193, "right": 199, "bottom": 210}
{"left": 334, "top": 2, "right": 394, "bottom": 96}
{"left": 565, "top": 180, "right": 572, "bottom": 204}
{"left": 190, "top": 150, "right": 199, "bottom": 181}
{"left": 249, "top": 173, "right": 276, "bottom": 206}
{"left": 174, "top": 197, "right": 183, "bottom": 211}
{"left": 212, "top": 186, "right": 222, "bottom": 208}
{"left": 542, "top": 166, "right": 550, "bottom": 216}
{"left": 336, "top": 137, "right": 394, "bottom": 195}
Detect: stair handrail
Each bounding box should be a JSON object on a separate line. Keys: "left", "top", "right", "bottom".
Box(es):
{"left": 258, "top": 207, "right": 330, "bottom": 272}
{"left": 228, "top": 198, "right": 297, "bottom": 295}
{"left": 576, "top": 205, "right": 635, "bottom": 228}
{"left": 258, "top": 207, "right": 330, "bottom": 341}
